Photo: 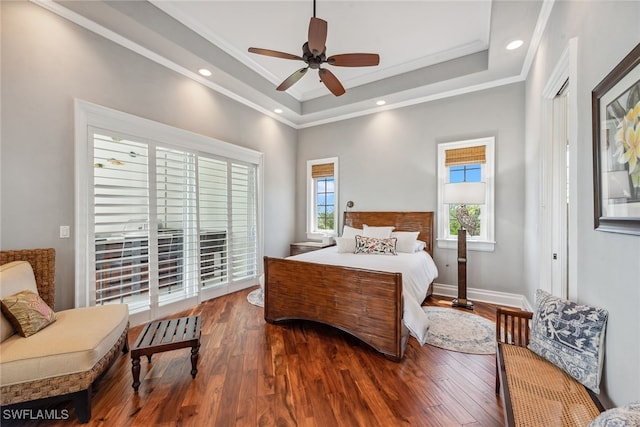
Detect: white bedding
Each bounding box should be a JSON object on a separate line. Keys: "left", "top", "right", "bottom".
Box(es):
{"left": 287, "top": 247, "right": 438, "bottom": 345}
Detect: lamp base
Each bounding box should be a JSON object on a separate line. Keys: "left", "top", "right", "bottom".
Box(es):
{"left": 452, "top": 298, "right": 474, "bottom": 310}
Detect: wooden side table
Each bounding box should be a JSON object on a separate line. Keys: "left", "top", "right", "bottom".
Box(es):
{"left": 289, "top": 241, "right": 335, "bottom": 256}
{"left": 130, "top": 315, "right": 201, "bottom": 392}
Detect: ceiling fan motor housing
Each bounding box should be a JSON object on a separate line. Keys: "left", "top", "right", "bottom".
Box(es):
{"left": 302, "top": 42, "right": 326, "bottom": 69}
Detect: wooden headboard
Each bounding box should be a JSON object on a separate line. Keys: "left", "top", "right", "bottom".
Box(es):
{"left": 342, "top": 211, "right": 434, "bottom": 256}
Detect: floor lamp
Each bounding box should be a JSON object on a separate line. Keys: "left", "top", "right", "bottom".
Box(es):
{"left": 443, "top": 182, "right": 486, "bottom": 310}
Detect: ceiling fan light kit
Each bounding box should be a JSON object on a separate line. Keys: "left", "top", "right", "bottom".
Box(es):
{"left": 248, "top": 0, "right": 380, "bottom": 97}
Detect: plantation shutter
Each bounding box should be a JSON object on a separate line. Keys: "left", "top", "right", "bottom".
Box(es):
{"left": 444, "top": 145, "right": 486, "bottom": 166}
{"left": 198, "top": 156, "right": 229, "bottom": 287}
{"left": 230, "top": 162, "right": 258, "bottom": 281}
{"left": 92, "top": 134, "right": 259, "bottom": 311}
{"left": 311, "top": 163, "right": 334, "bottom": 178}
{"left": 93, "top": 133, "right": 151, "bottom": 309}
{"left": 155, "top": 147, "right": 199, "bottom": 301}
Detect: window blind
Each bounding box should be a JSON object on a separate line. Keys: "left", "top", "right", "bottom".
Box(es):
{"left": 311, "top": 163, "right": 334, "bottom": 178}
{"left": 444, "top": 145, "right": 486, "bottom": 166}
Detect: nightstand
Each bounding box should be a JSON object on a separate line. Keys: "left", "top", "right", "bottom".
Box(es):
{"left": 289, "top": 241, "right": 335, "bottom": 256}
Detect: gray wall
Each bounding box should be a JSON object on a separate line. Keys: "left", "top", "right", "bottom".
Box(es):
{"left": 0, "top": 2, "right": 297, "bottom": 310}
{"left": 523, "top": 1, "right": 640, "bottom": 406}
{"left": 297, "top": 83, "right": 526, "bottom": 295}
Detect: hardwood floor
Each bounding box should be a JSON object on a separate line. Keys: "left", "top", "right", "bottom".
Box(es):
{"left": 3, "top": 291, "right": 505, "bottom": 426}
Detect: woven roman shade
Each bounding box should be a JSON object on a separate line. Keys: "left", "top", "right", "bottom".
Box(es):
{"left": 311, "top": 163, "right": 334, "bottom": 178}
{"left": 445, "top": 145, "right": 486, "bottom": 166}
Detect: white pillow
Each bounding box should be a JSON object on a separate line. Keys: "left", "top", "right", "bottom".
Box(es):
{"left": 391, "top": 231, "right": 420, "bottom": 253}
{"left": 414, "top": 240, "right": 427, "bottom": 252}
{"left": 362, "top": 224, "right": 395, "bottom": 238}
{"left": 335, "top": 236, "right": 357, "bottom": 253}
{"left": 342, "top": 225, "right": 362, "bottom": 239}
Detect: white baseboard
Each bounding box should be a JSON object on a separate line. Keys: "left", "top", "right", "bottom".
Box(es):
{"left": 432, "top": 282, "right": 529, "bottom": 310}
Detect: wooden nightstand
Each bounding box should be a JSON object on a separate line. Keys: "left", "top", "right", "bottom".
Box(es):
{"left": 289, "top": 241, "right": 335, "bottom": 256}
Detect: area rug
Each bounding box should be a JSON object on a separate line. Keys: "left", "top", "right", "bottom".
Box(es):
{"left": 422, "top": 306, "right": 495, "bottom": 355}
{"left": 247, "top": 288, "right": 264, "bottom": 307}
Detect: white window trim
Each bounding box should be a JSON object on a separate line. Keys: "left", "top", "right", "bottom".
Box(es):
{"left": 306, "top": 157, "right": 339, "bottom": 240}
{"left": 74, "top": 100, "right": 264, "bottom": 318}
{"left": 436, "top": 137, "right": 495, "bottom": 252}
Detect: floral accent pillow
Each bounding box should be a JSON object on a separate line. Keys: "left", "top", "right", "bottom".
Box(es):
{"left": 588, "top": 401, "right": 640, "bottom": 427}
{"left": 528, "top": 289, "right": 608, "bottom": 393}
{"left": 354, "top": 235, "right": 397, "bottom": 255}
{"left": 0, "top": 290, "right": 56, "bottom": 337}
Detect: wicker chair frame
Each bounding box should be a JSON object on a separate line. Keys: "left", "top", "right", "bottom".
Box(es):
{"left": 0, "top": 248, "right": 129, "bottom": 423}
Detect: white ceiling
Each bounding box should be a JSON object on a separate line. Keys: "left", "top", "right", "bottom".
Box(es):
{"left": 153, "top": 1, "right": 492, "bottom": 101}
{"left": 45, "top": 0, "right": 548, "bottom": 128}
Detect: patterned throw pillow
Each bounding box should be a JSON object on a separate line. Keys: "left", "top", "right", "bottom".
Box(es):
{"left": 0, "top": 290, "right": 56, "bottom": 337}
{"left": 588, "top": 401, "right": 640, "bottom": 427}
{"left": 528, "top": 289, "right": 608, "bottom": 393}
{"left": 354, "top": 235, "right": 397, "bottom": 255}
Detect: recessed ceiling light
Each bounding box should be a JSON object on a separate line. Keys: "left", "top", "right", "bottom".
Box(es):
{"left": 376, "top": 100, "right": 386, "bottom": 106}
{"left": 274, "top": 108, "right": 283, "bottom": 114}
{"left": 506, "top": 40, "right": 524, "bottom": 51}
{"left": 198, "top": 68, "right": 212, "bottom": 77}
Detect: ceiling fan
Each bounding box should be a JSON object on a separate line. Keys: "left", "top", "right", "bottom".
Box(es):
{"left": 247, "top": 0, "right": 380, "bottom": 97}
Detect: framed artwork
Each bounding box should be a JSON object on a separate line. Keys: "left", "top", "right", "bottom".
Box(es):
{"left": 592, "top": 43, "right": 640, "bottom": 235}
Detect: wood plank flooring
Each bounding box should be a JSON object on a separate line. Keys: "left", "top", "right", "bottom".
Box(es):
{"left": 2, "top": 291, "right": 505, "bottom": 426}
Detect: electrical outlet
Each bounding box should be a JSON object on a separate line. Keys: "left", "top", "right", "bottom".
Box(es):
{"left": 60, "top": 226, "right": 70, "bottom": 239}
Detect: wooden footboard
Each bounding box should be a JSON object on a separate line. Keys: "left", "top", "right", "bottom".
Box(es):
{"left": 264, "top": 256, "right": 407, "bottom": 361}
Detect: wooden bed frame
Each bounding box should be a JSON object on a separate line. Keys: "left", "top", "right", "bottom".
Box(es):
{"left": 264, "top": 211, "right": 434, "bottom": 361}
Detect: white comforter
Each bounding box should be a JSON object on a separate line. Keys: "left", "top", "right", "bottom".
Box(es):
{"left": 287, "top": 247, "right": 438, "bottom": 345}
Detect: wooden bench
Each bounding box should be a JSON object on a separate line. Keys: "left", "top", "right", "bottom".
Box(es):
{"left": 495, "top": 307, "right": 605, "bottom": 427}
{"left": 130, "top": 316, "right": 201, "bottom": 392}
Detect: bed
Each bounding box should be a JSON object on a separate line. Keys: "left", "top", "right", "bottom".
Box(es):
{"left": 263, "top": 211, "right": 437, "bottom": 361}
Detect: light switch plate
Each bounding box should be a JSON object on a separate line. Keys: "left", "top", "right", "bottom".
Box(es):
{"left": 60, "top": 225, "right": 70, "bottom": 238}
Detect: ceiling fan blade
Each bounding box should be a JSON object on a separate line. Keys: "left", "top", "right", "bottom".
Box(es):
{"left": 308, "top": 17, "right": 327, "bottom": 56}
{"left": 327, "top": 53, "right": 380, "bottom": 67}
{"left": 276, "top": 67, "right": 308, "bottom": 91}
{"left": 319, "top": 69, "right": 345, "bottom": 96}
{"left": 248, "top": 47, "right": 303, "bottom": 61}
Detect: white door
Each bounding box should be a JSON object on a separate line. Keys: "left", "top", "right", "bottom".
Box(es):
{"left": 551, "top": 84, "right": 569, "bottom": 298}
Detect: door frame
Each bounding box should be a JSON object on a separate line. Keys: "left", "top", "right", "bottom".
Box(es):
{"left": 540, "top": 38, "right": 579, "bottom": 300}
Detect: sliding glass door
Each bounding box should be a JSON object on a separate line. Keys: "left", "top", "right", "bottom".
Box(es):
{"left": 77, "top": 101, "right": 262, "bottom": 324}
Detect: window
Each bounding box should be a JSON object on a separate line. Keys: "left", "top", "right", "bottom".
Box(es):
{"left": 437, "top": 137, "right": 495, "bottom": 251}
{"left": 306, "top": 158, "right": 339, "bottom": 239}
{"left": 76, "top": 101, "right": 262, "bottom": 324}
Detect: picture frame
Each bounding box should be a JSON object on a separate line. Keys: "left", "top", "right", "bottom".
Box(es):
{"left": 592, "top": 43, "right": 640, "bottom": 235}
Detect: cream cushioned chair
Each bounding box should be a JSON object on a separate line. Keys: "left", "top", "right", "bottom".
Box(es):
{"left": 0, "top": 249, "right": 129, "bottom": 423}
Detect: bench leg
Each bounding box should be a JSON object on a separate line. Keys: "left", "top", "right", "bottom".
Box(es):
{"left": 132, "top": 356, "right": 141, "bottom": 392}
{"left": 190, "top": 344, "right": 200, "bottom": 378}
